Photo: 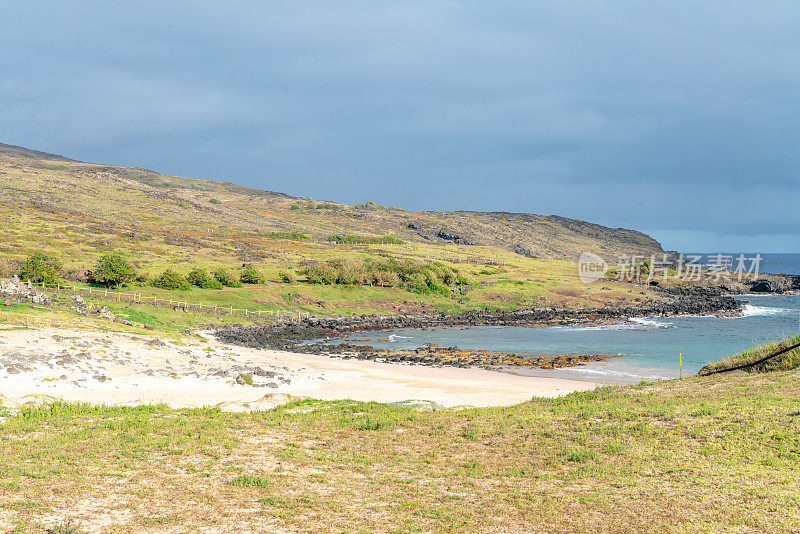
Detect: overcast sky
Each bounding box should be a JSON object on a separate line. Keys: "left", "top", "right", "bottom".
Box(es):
{"left": 2, "top": 2, "right": 799, "bottom": 252}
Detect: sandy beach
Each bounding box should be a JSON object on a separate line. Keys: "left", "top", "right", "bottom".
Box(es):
{"left": 0, "top": 326, "right": 596, "bottom": 411}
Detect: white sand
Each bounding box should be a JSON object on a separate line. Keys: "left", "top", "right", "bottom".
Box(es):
{"left": 0, "top": 326, "right": 596, "bottom": 411}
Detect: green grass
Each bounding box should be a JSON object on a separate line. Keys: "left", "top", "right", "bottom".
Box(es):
{"left": 700, "top": 333, "right": 800, "bottom": 374}
{"left": 230, "top": 475, "right": 271, "bottom": 488}
{"left": 1, "top": 373, "right": 799, "bottom": 532}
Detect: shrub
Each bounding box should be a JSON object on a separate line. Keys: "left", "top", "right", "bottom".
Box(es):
{"left": 279, "top": 270, "right": 296, "bottom": 283}
{"left": 326, "top": 235, "right": 405, "bottom": 245}
{"left": 89, "top": 252, "right": 137, "bottom": 288}
{"left": 209, "top": 198, "right": 222, "bottom": 205}
{"left": 240, "top": 265, "right": 265, "bottom": 284}
{"left": 20, "top": 252, "right": 62, "bottom": 284}
{"left": 290, "top": 204, "right": 300, "bottom": 211}
{"left": 214, "top": 268, "right": 242, "bottom": 288}
{"left": 266, "top": 231, "right": 308, "bottom": 240}
{"left": 135, "top": 272, "right": 151, "bottom": 283}
{"left": 354, "top": 200, "right": 388, "bottom": 210}
{"left": 187, "top": 267, "right": 224, "bottom": 289}
{"left": 153, "top": 269, "right": 191, "bottom": 290}
{"left": 298, "top": 258, "right": 473, "bottom": 294}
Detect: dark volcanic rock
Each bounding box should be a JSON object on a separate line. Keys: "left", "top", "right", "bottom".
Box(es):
{"left": 213, "top": 284, "right": 744, "bottom": 370}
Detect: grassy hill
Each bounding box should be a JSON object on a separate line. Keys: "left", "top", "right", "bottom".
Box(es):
{"left": 0, "top": 142, "right": 667, "bottom": 325}
{"left": 0, "top": 141, "right": 663, "bottom": 260}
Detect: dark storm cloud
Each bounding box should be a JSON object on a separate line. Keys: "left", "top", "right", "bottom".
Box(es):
{"left": 2, "top": 1, "right": 799, "bottom": 251}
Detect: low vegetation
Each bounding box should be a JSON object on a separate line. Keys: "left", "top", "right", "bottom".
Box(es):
{"left": 1, "top": 372, "right": 798, "bottom": 532}
{"left": 239, "top": 265, "right": 265, "bottom": 285}
{"left": 213, "top": 268, "right": 242, "bottom": 288}
{"left": 186, "top": 267, "right": 224, "bottom": 290}
{"left": 264, "top": 231, "right": 308, "bottom": 240}
{"left": 298, "top": 258, "right": 474, "bottom": 294}
{"left": 326, "top": 234, "right": 405, "bottom": 245}
{"left": 152, "top": 269, "right": 191, "bottom": 291}
{"left": 700, "top": 333, "right": 800, "bottom": 374}
{"left": 19, "top": 252, "right": 62, "bottom": 284}
{"left": 87, "top": 251, "right": 136, "bottom": 288}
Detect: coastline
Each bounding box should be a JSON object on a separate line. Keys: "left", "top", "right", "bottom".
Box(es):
{"left": 0, "top": 326, "right": 595, "bottom": 411}
{"left": 214, "top": 283, "right": 746, "bottom": 368}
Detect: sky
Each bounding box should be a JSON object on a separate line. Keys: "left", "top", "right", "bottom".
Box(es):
{"left": 2, "top": 1, "right": 799, "bottom": 252}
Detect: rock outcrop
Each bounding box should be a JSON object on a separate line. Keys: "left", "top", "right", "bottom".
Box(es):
{"left": 0, "top": 276, "right": 51, "bottom": 305}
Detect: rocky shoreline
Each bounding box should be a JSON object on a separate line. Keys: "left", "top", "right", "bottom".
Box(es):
{"left": 214, "top": 284, "right": 746, "bottom": 370}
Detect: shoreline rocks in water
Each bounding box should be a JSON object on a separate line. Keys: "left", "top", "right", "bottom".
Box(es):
{"left": 295, "top": 342, "right": 611, "bottom": 370}
{"left": 214, "top": 284, "right": 745, "bottom": 371}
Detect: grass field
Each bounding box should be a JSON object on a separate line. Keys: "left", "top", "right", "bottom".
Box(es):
{"left": 0, "top": 370, "right": 798, "bottom": 533}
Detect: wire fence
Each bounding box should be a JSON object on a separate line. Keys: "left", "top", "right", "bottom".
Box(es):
{"left": 31, "top": 281, "right": 312, "bottom": 321}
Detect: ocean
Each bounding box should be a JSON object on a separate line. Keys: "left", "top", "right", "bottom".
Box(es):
{"left": 325, "top": 253, "right": 800, "bottom": 384}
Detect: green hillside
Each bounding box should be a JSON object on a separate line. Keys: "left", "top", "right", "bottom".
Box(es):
{"left": 0, "top": 142, "right": 665, "bottom": 324}
{"left": 0, "top": 141, "right": 663, "bottom": 260}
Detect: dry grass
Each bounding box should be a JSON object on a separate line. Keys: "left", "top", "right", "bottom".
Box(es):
{"left": 0, "top": 143, "right": 665, "bottom": 330}
{"left": 1, "top": 371, "right": 799, "bottom": 533}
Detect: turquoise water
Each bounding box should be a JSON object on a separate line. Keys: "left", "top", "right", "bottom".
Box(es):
{"left": 327, "top": 294, "right": 800, "bottom": 384}
{"left": 323, "top": 254, "right": 800, "bottom": 383}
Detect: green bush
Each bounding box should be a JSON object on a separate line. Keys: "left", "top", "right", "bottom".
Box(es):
{"left": 187, "top": 267, "right": 224, "bottom": 289}
{"left": 20, "top": 252, "right": 62, "bottom": 284}
{"left": 240, "top": 265, "right": 265, "bottom": 284}
{"left": 153, "top": 269, "right": 191, "bottom": 290}
{"left": 326, "top": 234, "right": 405, "bottom": 245}
{"left": 298, "top": 258, "right": 473, "bottom": 294}
{"left": 279, "top": 270, "right": 297, "bottom": 283}
{"left": 89, "top": 251, "right": 137, "bottom": 288}
{"left": 214, "top": 268, "right": 242, "bottom": 288}
{"left": 266, "top": 231, "right": 308, "bottom": 240}
{"left": 209, "top": 198, "right": 222, "bottom": 205}
{"left": 353, "top": 201, "right": 388, "bottom": 210}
